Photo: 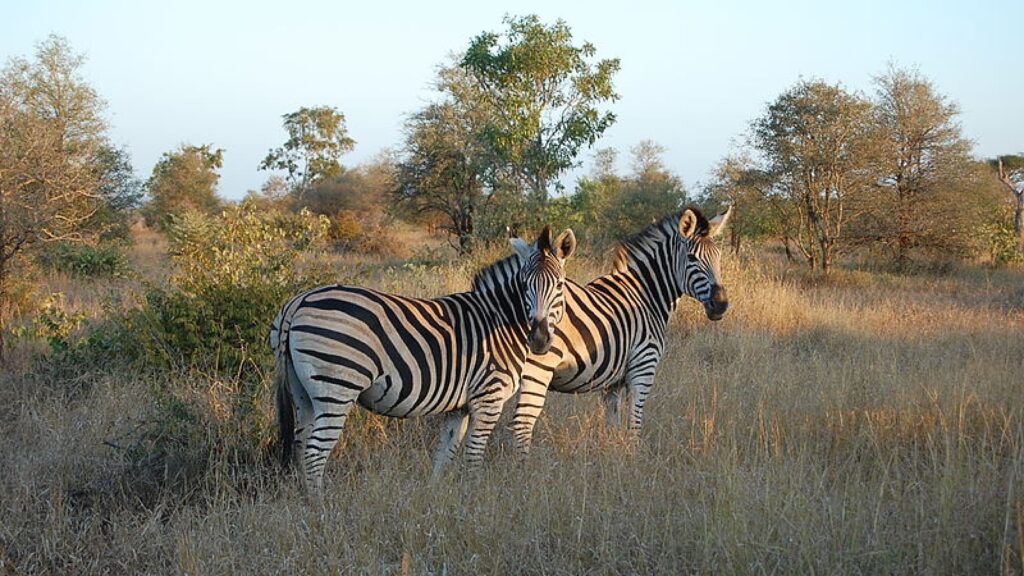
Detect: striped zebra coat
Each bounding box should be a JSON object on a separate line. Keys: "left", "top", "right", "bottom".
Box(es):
{"left": 510, "top": 208, "right": 731, "bottom": 452}
{"left": 271, "top": 226, "right": 576, "bottom": 489}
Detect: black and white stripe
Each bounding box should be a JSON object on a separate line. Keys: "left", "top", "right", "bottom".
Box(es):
{"left": 509, "top": 207, "right": 732, "bottom": 452}
{"left": 270, "top": 226, "right": 576, "bottom": 489}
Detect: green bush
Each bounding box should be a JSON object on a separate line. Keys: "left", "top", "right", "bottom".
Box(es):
{"left": 979, "top": 214, "right": 1022, "bottom": 266}
{"left": 39, "top": 241, "right": 130, "bottom": 277}
{"left": 30, "top": 292, "right": 88, "bottom": 354}
{"left": 140, "top": 205, "right": 331, "bottom": 373}
{"left": 119, "top": 205, "right": 328, "bottom": 480}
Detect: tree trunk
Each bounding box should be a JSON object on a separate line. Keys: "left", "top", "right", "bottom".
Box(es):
{"left": 821, "top": 239, "right": 833, "bottom": 276}
{"left": 1015, "top": 191, "right": 1024, "bottom": 253}
{"left": 781, "top": 237, "right": 794, "bottom": 263}
{"left": 730, "top": 227, "right": 741, "bottom": 255}
{"left": 0, "top": 257, "right": 7, "bottom": 363}
{"left": 997, "top": 159, "right": 1023, "bottom": 254}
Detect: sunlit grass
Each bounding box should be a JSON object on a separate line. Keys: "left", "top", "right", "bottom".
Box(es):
{"left": 0, "top": 230, "right": 1021, "bottom": 574}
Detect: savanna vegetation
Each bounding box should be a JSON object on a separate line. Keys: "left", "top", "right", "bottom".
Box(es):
{"left": 1, "top": 15, "right": 1021, "bottom": 575}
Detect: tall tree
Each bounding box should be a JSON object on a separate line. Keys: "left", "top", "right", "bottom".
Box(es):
{"left": 398, "top": 102, "right": 486, "bottom": 253}
{"left": 88, "top": 144, "right": 144, "bottom": 240}
{"left": 0, "top": 35, "right": 109, "bottom": 355}
{"left": 990, "top": 154, "right": 1024, "bottom": 252}
{"left": 751, "top": 80, "right": 877, "bottom": 274}
{"left": 259, "top": 106, "right": 355, "bottom": 200}
{"left": 564, "top": 142, "right": 687, "bottom": 245}
{"left": 864, "top": 65, "right": 975, "bottom": 263}
{"left": 143, "top": 144, "right": 224, "bottom": 231}
{"left": 461, "top": 14, "right": 619, "bottom": 204}
{"left": 704, "top": 154, "right": 794, "bottom": 257}
{"left": 612, "top": 141, "right": 687, "bottom": 238}
{"left": 396, "top": 64, "right": 492, "bottom": 253}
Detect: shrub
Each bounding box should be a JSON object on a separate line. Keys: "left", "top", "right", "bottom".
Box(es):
{"left": 140, "top": 205, "right": 331, "bottom": 373}
{"left": 329, "top": 209, "right": 409, "bottom": 258}
{"left": 979, "top": 211, "right": 1022, "bottom": 266}
{"left": 39, "top": 241, "right": 130, "bottom": 277}
{"left": 30, "top": 292, "right": 88, "bottom": 354}
{"left": 102, "top": 205, "right": 331, "bottom": 475}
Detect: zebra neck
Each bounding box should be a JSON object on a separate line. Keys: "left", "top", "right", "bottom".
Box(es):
{"left": 618, "top": 257, "right": 682, "bottom": 324}
{"left": 613, "top": 230, "right": 687, "bottom": 320}
{"left": 469, "top": 255, "right": 529, "bottom": 327}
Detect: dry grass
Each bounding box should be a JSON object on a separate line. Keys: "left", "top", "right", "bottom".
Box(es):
{"left": 1, "top": 237, "right": 1022, "bottom": 574}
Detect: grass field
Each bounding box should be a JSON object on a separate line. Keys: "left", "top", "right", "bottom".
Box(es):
{"left": 1, "top": 235, "right": 1022, "bottom": 574}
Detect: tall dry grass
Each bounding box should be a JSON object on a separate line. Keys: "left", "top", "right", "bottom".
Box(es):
{"left": 1, "top": 238, "right": 1022, "bottom": 574}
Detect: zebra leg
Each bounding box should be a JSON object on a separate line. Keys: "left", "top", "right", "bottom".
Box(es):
{"left": 302, "top": 383, "right": 362, "bottom": 491}
{"left": 625, "top": 372, "right": 657, "bottom": 439}
{"left": 463, "top": 376, "right": 516, "bottom": 469}
{"left": 510, "top": 370, "right": 553, "bottom": 456}
{"left": 431, "top": 409, "right": 470, "bottom": 481}
{"left": 603, "top": 384, "right": 625, "bottom": 429}
{"left": 291, "top": 377, "right": 314, "bottom": 474}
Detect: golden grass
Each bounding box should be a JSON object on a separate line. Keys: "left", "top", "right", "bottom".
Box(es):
{"left": 1, "top": 237, "right": 1022, "bottom": 574}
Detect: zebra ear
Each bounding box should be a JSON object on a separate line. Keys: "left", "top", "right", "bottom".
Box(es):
{"left": 678, "top": 209, "right": 700, "bottom": 239}
{"left": 509, "top": 236, "right": 532, "bottom": 260}
{"left": 553, "top": 229, "right": 576, "bottom": 261}
{"left": 536, "top": 224, "right": 554, "bottom": 254}
{"left": 708, "top": 205, "right": 733, "bottom": 238}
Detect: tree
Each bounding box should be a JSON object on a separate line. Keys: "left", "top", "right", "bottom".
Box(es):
{"left": 704, "top": 154, "right": 794, "bottom": 257}
{"left": 397, "top": 99, "right": 487, "bottom": 253}
{"left": 562, "top": 142, "right": 687, "bottom": 245}
{"left": 242, "top": 175, "right": 291, "bottom": 212}
{"left": 751, "top": 80, "right": 877, "bottom": 274}
{"left": 259, "top": 106, "right": 355, "bottom": 200}
{"left": 0, "top": 35, "right": 109, "bottom": 355}
{"left": 396, "top": 62, "right": 493, "bottom": 253}
{"left": 990, "top": 154, "right": 1024, "bottom": 252}
{"left": 861, "top": 65, "right": 975, "bottom": 264}
{"left": 620, "top": 140, "right": 688, "bottom": 224}
{"left": 88, "top": 144, "right": 143, "bottom": 240}
{"left": 143, "top": 144, "right": 224, "bottom": 231}
{"left": 461, "top": 14, "right": 619, "bottom": 205}
{"left": 556, "top": 148, "right": 622, "bottom": 241}
{"left": 304, "top": 153, "right": 396, "bottom": 218}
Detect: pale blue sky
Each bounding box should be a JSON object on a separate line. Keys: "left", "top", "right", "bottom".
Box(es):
{"left": 3, "top": 0, "right": 1021, "bottom": 199}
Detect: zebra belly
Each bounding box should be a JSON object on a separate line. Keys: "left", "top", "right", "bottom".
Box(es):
{"left": 357, "top": 375, "right": 468, "bottom": 418}
{"left": 548, "top": 359, "right": 625, "bottom": 394}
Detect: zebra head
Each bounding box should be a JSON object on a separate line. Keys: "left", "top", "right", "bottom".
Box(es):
{"left": 675, "top": 206, "right": 732, "bottom": 321}
{"left": 511, "top": 225, "right": 576, "bottom": 355}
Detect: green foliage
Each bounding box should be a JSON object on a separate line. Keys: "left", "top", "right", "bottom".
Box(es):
{"left": 397, "top": 15, "right": 618, "bottom": 253}
{"left": 979, "top": 206, "right": 1022, "bottom": 266}
{"left": 396, "top": 76, "right": 489, "bottom": 254}
{"left": 139, "top": 204, "right": 330, "bottom": 372}
{"left": 462, "top": 14, "right": 620, "bottom": 199}
{"left": 554, "top": 142, "right": 687, "bottom": 247}
{"left": 143, "top": 144, "right": 224, "bottom": 231}
{"left": 259, "top": 106, "right": 355, "bottom": 198}
{"left": 88, "top": 144, "right": 144, "bottom": 241}
{"left": 40, "top": 241, "right": 129, "bottom": 277}
{"left": 702, "top": 154, "right": 794, "bottom": 252}
{"left": 30, "top": 292, "right": 87, "bottom": 354}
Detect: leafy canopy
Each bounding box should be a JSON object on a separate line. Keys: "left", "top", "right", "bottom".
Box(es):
{"left": 461, "top": 14, "right": 619, "bottom": 198}
{"left": 259, "top": 106, "right": 355, "bottom": 197}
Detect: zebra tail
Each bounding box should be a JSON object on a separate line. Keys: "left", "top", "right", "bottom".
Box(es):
{"left": 275, "top": 345, "right": 296, "bottom": 470}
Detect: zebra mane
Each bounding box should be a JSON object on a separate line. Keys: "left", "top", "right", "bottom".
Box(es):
{"left": 612, "top": 208, "right": 709, "bottom": 273}
{"left": 471, "top": 252, "right": 523, "bottom": 293}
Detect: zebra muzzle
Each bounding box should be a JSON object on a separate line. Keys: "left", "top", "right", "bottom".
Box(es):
{"left": 703, "top": 285, "right": 729, "bottom": 321}
{"left": 527, "top": 318, "right": 553, "bottom": 355}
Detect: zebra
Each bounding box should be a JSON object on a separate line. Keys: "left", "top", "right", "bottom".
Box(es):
{"left": 509, "top": 207, "right": 732, "bottom": 453}
{"left": 269, "top": 225, "right": 576, "bottom": 489}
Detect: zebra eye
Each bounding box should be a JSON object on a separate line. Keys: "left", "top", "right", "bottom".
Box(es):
{"left": 687, "top": 254, "right": 698, "bottom": 262}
